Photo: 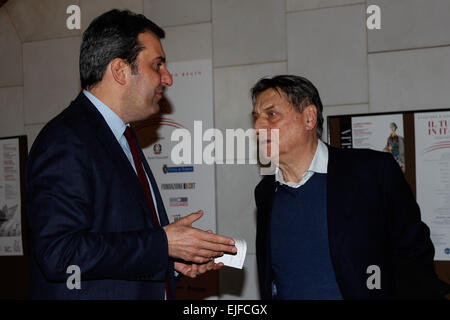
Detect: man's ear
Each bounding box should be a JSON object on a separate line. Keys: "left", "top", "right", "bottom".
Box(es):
{"left": 109, "top": 58, "right": 131, "bottom": 86}
{"left": 304, "top": 105, "right": 318, "bottom": 131}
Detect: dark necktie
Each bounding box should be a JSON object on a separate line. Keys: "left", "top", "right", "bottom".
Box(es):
{"left": 124, "top": 126, "right": 160, "bottom": 226}
{"left": 123, "top": 126, "right": 171, "bottom": 299}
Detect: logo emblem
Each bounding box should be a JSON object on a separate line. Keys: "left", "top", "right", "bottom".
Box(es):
{"left": 163, "top": 164, "right": 194, "bottom": 174}
{"left": 153, "top": 143, "right": 162, "bottom": 155}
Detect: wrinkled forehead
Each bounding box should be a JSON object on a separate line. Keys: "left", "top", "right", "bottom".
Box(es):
{"left": 253, "top": 88, "right": 290, "bottom": 109}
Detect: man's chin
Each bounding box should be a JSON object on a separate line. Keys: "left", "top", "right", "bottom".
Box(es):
{"left": 149, "top": 102, "right": 160, "bottom": 114}
{"left": 137, "top": 104, "right": 160, "bottom": 120}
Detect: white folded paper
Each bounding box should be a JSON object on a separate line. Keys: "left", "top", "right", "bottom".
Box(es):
{"left": 215, "top": 238, "right": 247, "bottom": 269}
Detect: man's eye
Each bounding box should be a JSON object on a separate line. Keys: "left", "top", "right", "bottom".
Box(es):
{"left": 268, "top": 112, "right": 276, "bottom": 117}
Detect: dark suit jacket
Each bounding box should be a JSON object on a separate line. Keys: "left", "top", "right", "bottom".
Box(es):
{"left": 26, "top": 92, "right": 177, "bottom": 299}
{"left": 255, "top": 145, "right": 450, "bottom": 300}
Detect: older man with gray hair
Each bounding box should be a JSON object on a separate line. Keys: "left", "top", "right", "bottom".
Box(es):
{"left": 251, "top": 75, "right": 449, "bottom": 300}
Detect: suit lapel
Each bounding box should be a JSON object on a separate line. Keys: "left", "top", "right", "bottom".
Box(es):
{"left": 76, "top": 93, "right": 155, "bottom": 226}
{"left": 327, "top": 146, "right": 346, "bottom": 256}
{"left": 260, "top": 177, "right": 276, "bottom": 248}
{"left": 326, "top": 145, "right": 354, "bottom": 299}
{"left": 137, "top": 139, "right": 174, "bottom": 293}
{"left": 138, "top": 142, "right": 170, "bottom": 227}
{"left": 256, "top": 175, "right": 276, "bottom": 298}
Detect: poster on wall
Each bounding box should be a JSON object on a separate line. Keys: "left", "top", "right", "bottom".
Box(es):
{"left": 352, "top": 114, "right": 406, "bottom": 172}
{"left": 338, "top": 117, "right": 352, "bottom": 149}
{"left": 0, "top": 138, "right": 23, "bottom": 256}
{"left": 415, "top": 111, "right": 450, "bottom": 261}
{"left": 139, "top": 59, "right": 216, "bottom": 233}
{"left": 137, "top": 59, "right": 218, "bottom": 299}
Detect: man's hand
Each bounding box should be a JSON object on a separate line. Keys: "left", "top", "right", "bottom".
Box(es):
{"left": 175, "top": 260, "right": 224, "bottom": 278}
{"left": 163, "top": 210, "right": 236, "bottom": 264}
{"left": 174, "top": 230, "right": 227, "bottom": 278}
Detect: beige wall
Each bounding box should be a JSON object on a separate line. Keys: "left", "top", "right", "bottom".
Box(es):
{"left": 1, "top": 0, "right": 450, "bottom": 299}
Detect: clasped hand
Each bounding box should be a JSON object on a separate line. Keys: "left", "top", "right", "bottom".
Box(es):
{"left": 163, "top": 210, "right": 237, "bottom": 278}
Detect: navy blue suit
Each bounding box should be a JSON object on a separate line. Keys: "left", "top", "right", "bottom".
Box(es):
{"left": 26, "top": 92, "right": 176, "bottom": 299}
{"left": 255, "top": 146, "right": 450, "bottom": 299}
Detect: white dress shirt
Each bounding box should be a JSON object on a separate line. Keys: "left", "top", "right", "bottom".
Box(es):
{"left": 275, "top": 139, "right": 329, "bottom": 188}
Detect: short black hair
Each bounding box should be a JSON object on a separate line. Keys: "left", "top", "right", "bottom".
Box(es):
{"left": 251, "top": 75, "right": 324, "bottom": 138}
{"left": 80, "top": 9, "right": 165, "bottom": 90}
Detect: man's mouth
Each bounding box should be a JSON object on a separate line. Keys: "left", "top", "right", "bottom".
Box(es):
{"left": 156, "top": 86, "right": 164, "bottom": 97}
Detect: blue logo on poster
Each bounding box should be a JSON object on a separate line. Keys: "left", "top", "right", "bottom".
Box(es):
{"left": 163, "top": 164, "right": 194, "bottom": 174}
{"left": 445, "top": 248, "right": 450, "bottom": 255}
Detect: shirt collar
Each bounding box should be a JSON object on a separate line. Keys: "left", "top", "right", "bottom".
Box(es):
{"left": 275, "top": 139, "right": 329, "bottom": 186}
{"left": 309, "top": 139, "right": 328, "bottom": 174}
{"left": 83, "top": 90, "right": 128, "bottom": 142}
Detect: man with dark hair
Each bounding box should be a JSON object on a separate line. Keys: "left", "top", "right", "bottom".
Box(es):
{"left": 251, "top": 75, "right": 449, "bottom": 299}
{"left": 26, "top": 9, "right": 236, "bottom": 300}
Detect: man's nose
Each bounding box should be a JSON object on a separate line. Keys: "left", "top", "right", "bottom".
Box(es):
{"left": 253, "top": 117, "right": 267, "bottom": 131}
{"left": 161, "top": 68, "right": 173, "bottom": 87}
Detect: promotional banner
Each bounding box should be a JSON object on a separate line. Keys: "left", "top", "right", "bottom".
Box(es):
{"left": 137, "top": 59, "right": 218, "bottom": 298}
{"left": 0, "top": 138, "right": 23, "bottom": 256}
{"left": 415, "top": 111, "right": 450, "bottom": 260}
{"left": 139, "top": 59, "right": 216, "bottom": 232}
{"left": 352, "top": 114, "right": 405, "bottom": 172}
